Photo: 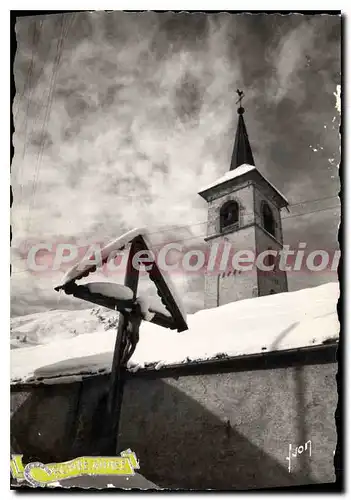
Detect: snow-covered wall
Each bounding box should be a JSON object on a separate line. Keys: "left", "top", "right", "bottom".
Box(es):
{"left": 11, "top": 282, "right": 339, "bottom": 385}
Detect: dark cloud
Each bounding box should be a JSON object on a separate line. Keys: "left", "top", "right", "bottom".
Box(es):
{"left": 64, "top": 94, "right": 91, "bottom": 119}
{"left": 159, "top": 12, "right": 208, "bottom": 45}
{"left": 62, "top": 121, "right": 82, "bottom": 142}
{"left": 98, "top": 83, "right": 122, "bottom": 109}
{"left": 29, "top": 130, "right": 53, "bottom": 150}
{"left": 70, "top": 11, "right": 94, "bottom": 40}
{"left": 174, "top": 72, "right": 204, "bottom": 122}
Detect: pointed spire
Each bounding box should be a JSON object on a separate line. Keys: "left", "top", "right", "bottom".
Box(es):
{"left": 230, "top": 91, "right": 255, "bottom": 171}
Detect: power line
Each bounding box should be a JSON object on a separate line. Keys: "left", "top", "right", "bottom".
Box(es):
{"left": 25, "top": 14, "right": 74, "bottom": 237}
{"left": 14, "top": 20, "right": 43, "bottom": 125}
{"left": 14, "top": 19, "right": 44, "bottom": 202}
{"left": 283, "top": 204, "right": 340, "bottom": 221}
{"left": 11, "top": 195, "right": 340, "bottom": 263}
{"left": 12, "top": 193, "right": 340, "bottom": 259}
{"left": 65, "top": 188, "right": 339, "bottom": 202}
{"left": 11, "top": 203, "right": 340, "bottom": 276}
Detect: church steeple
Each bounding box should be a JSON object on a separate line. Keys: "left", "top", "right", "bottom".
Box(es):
{"left": 199, "top": 88, "right": 289, "bottom": 309}
{"left": 230, "top": 91, "right": 255, "bottom": 171}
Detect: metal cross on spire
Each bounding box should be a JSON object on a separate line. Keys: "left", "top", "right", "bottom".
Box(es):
{"left": 229, "top": 89, "right": 255, "bottom": 170}
{"left": 236, "top": 89, "right": 245, "bottom": 108}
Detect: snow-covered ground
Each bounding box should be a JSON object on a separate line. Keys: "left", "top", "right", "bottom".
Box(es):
{"left": 10, "top": 307, "right": 119, "bottom": 348}
{"left": 11, "top": 282, "right": 339, "bottom": 385}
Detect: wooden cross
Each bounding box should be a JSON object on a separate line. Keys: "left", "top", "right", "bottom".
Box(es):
{"left": 55, "top": 231, "right": 188, "bottom": 456}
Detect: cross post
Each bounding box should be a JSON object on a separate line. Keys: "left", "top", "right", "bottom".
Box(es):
{"left": 106, "top": 240, "right": 140, "bottom": 455}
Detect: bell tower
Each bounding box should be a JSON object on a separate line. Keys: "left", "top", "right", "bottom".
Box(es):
{"left": 198, "top": 92, "right": 289, "bottom": 309}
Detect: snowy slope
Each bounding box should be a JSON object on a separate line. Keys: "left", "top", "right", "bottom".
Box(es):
{"left": 10, "top": 307, "right": 119, "bottom": 348}
{"left": 11, "top": 282, "right": 339, "bottom": 385}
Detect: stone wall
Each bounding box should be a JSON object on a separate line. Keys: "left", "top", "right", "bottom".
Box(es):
{"left": 255, "top": 224, "right": 289, "bottom": 296}
{"left": 118, "top": 362, "right": 337, "bottom": 489}
{"left": 11, "top": 349, "right": 338, "bottom": 490}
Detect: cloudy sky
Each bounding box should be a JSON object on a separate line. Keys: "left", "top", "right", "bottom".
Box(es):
{"left": 11, "top": 11, "right": 341, "bottom": 317}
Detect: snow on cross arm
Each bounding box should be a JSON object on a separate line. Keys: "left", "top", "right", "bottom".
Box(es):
{"left": 60, "top": 227, "right": 149, "bottom": 286}
{"left": 57, "top": 227, "right": 188, "bottom": 328}
{"left": 86, "top": 282, "right": 134, "bottom": 302}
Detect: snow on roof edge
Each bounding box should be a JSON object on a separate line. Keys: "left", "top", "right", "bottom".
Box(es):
{"left": 11, "top": 282, "right": 339, "bottom": 387}
{"left": 198, "top": 164, "right": 288, "bottom": 205}
{"left": 11, "top": 340, "right": 339, "bottom": 388}
{"left": 198, "top": 164, "right": 255, "bottom": 193}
